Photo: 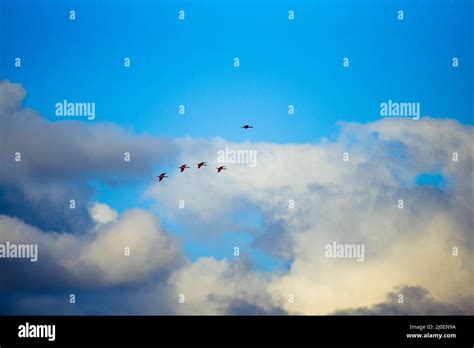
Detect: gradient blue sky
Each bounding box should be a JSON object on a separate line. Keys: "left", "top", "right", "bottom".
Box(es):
{"left": 1, "top": 0, "right": 472, "bottom": 271}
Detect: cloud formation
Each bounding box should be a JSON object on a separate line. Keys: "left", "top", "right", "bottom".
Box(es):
{"left": 0, "top": 205, "right": 184, "bottom": 290}
{"left": 147, "top": 118, "right": 473, "bottom": 315}
{"left": 333, "top": 285, "right": 474, "bottom": 315}
{"left": 167, "top": 257, "right": 286, "bottom": 315}
{"left": 0, "top": 80, "right": 177, "bottom": 232}
{"left": 1, "top": 80, "right": 472, "bottom": 315}
{"left": 89, "top": 202, "right": 118, "bottom": 225}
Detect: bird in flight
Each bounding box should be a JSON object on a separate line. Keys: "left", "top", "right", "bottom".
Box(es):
{"left": 157, "top": 173, "right": 168, "bottom": 182}
{"left": 216, "top": 166, "right": 226, "bottom": 173}
{"left": 197, "top": 162, "right": 207, "bottom": 169}
{"left": 241, "top": 124, "right": 253, "bottom": 129}
{"left": 179, "top": 164, "right": 190, "bottom": 172}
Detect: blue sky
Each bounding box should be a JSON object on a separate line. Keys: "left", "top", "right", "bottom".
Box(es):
{"left": 0, "top": 0, "right": 473, "bottom": 306}
{"left": 2, "top": 0, "right": 472, "bottom": 143}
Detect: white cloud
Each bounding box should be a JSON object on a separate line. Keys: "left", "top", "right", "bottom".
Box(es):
{"left": 167, "top": 257, "right": 282, "bottom": 315}
{"left": 89, "top": 202, "right": 118, "bottom": 225}
{"left": 0, "top": 208, "right": 184, "bottom": 288}
{"left": 147, "top": 117, "right": 474, "bottom": 314}
{"left": 79, "top": 209, "right": 183, "bottom": 285}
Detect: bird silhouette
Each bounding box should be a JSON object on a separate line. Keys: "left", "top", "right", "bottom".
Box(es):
{"left": 197, "top": 162, "right": 208, "bottom": 169}
{"left": 216, "top": 166, "right": 226, "bottom": 173}
{"left": 241, "top": 124, "right": 253, "bottom": 129}
{"left": 157, "top": 173, "right": 168, "bottom": 181}
{"left": 179, "top": 164, "right": 190, "bottom": 172}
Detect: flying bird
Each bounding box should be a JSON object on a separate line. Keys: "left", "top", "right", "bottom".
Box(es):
{"left": 216, "top": 166, "right": 226, "bottom": 173}
{"left": 157, "top": 173, "right": 168, "bottom": 182}
{"left": 179, "top": 164, "right": 190, "bottom": 172}
{"left": 197, "top": 162, "right": 208, "bottom": 169}
{"left": 241, "top": 124, "right": 253, "bottom": 129}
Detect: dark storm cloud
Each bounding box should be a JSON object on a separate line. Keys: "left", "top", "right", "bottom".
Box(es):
{"left": 0, "top": 284, "right": 177, "bottom": 315}
{"left": 332, "top": 285, "right": 474, "bottom": 315}
{"left": 225, "top": 299, "right": 287, "bottom": 315}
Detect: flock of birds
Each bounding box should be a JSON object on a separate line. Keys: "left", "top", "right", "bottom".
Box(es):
{"left": 156, "top": 124, "right": 253, "bottom": 182}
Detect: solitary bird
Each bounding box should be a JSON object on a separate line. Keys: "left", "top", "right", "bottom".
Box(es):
{"left": 197, "top": 162, "right": 208, "bottom": 169}
{"left": 216, "top": 166, "right": 226, "bottom": 173}
{"left": 179, "top": 164, "right": 190, "bottom": 172}
{"left": 157, "top": 173, "right": 168, "bottom": 182}
{"left": 241, "top": 124, "right": 253, "bottom": 129}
